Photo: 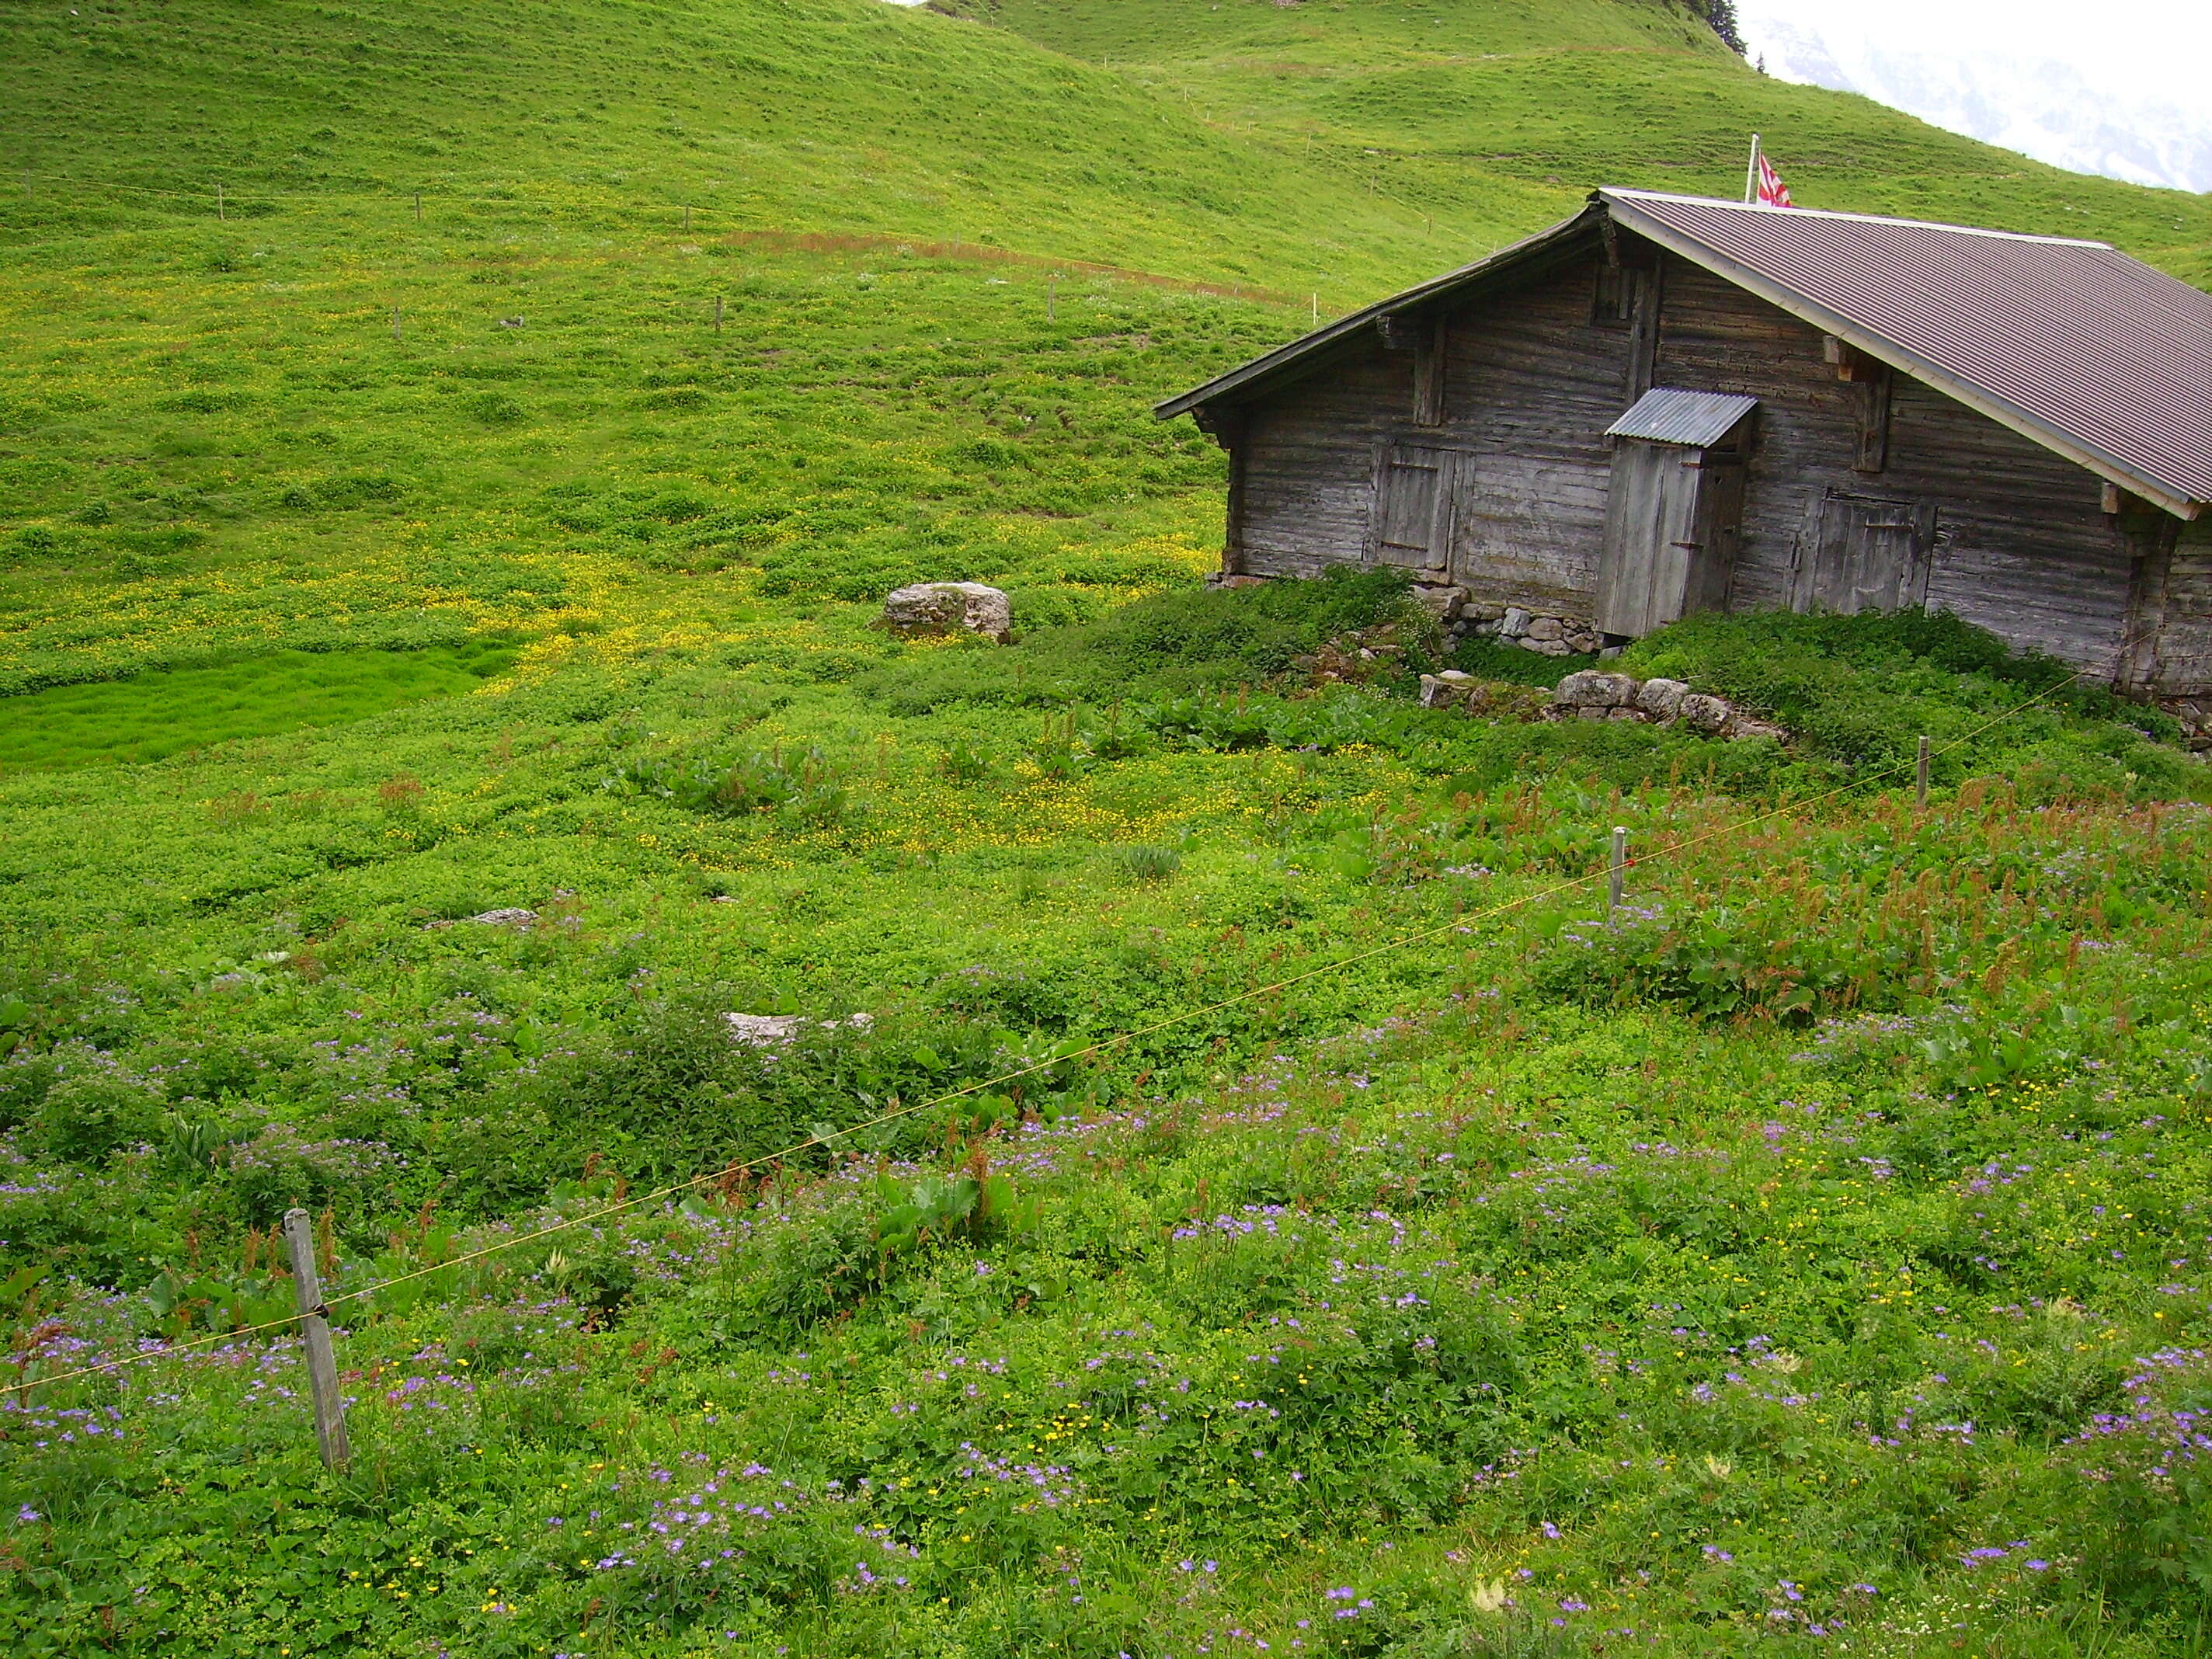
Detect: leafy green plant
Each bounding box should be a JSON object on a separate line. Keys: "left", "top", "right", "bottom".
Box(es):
{"left": 141, "top": 1259, "right": 297, "bottom": 1338}
{"left": 27, "top": 1064, "right": 164, "bottom": 1164}
{"left": 0, "top": 995, "right": 30, "bottom": 1059}
{"left": 604, "top": 743, "right": 857, "bottom": 825}
{"left": 1525, "top": 903, "right": 1891, "bottom": 1021}
{"left": 1027, "top": 709, "right": 1093, "bottom": 781}
{"left": 2078, "top": 1351, "right": 2212, "bottom": 1608}
{"left": 1115, "top": 844, "right": 1182, "bottom": 883}
{"left": 937, "top": 735, "right": 997, "bottom": 785}
{"left": 868, "top": 1160, "right": 1039, "bottom": 1261}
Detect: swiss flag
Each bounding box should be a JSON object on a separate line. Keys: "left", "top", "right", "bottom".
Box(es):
{"left": 1755, "top": 151, "right": 1794, "bottom": 207}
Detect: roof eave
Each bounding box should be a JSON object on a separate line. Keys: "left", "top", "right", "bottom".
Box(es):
{"left": 1600, "top": 190, "right": 2205, "bottom": 522}
{"left": 1153, "top": 202, "right": 1607, "bottom": 422}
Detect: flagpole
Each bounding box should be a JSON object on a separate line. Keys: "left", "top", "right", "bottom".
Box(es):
{"left": 1744, "top": 134, "right": 1761, "bottom": 204}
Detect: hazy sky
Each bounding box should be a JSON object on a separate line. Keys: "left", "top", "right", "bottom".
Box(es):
{"left": 1740, "top": 0, "right": 2209, "bottom": 111}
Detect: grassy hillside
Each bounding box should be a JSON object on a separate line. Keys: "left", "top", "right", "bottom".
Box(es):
{"left": 0, "top": 0, "right": 1557, "bottom": 295}
{"left": 5, "top": 2, "right": 2212, "bottom": 1656}
{"left": 976, "top": 0, "right": 2212, "bottom": 277}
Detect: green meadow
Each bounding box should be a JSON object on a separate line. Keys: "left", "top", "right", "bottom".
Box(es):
{"left": 4, "top": 2, "right": 2212, "bottom": 1654}
{"left": 0, "top": 643, "right": 519, "bottom": 770}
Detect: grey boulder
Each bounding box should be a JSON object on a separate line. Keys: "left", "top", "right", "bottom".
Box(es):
{"left": 1678, "top": 693, "right": 1734, "bottom": 733}
{"left": 882, "top": 582, "right": 1012, "bottom": 643}
{"left": 1553, "top": 670, "right": 1640, "bottom": 710}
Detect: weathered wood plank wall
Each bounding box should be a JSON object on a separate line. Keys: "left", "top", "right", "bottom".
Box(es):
{"left": 1653, "top": 255, "right": 2130, "bottom": 670}
{"left": 1234, "top": 346, "right": 1408, "bottom": 579}
{"left": 1235, "top": 252, "right": 1632, "bottom": 610}
{"left": 1439, "top": 252, "right": 1629, "bottom": 611}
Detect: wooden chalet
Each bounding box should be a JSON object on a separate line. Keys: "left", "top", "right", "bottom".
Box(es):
{"left": 1158, "top": 190, "right": 2212, "bottom": 694}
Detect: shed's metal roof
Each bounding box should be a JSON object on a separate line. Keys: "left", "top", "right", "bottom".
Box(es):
{"left": 1156, "top": 190, "right": 2212, "bottom": 518}
{"left": 1603, "top": 190, "right": 2212, "bottom": 518}
{"left": 1606, "top": 387, "right": 1759, "bottom": 447}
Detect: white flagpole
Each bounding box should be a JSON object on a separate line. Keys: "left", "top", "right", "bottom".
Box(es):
{"left": 1744, "top": 134, "right": 1761, "bottom": 204}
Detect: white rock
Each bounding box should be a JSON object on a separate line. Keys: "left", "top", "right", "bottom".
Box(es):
{"left": 1525, "top": 616, "right": 1564, "bottom": 642}
{"left": 471, "top": 907, "right": 537, "bottom": 927}
{"left": 1499, "top": 607, "right": 1532, "bottom": 639}
{"left": 725, "top": 1011, "right": 875, "bottom": 1049}
{"left": 1637, "top": 677, "right": 1691, "bottom": 720}
{"left": 725, "top": 1013, "right": 807, "bottom": 1047}
{"left": 881, "top": 581, "right": 1012, "bottom": 642}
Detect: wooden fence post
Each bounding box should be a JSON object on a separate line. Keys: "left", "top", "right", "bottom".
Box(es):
{"left": 283, "top": 1207, "right": 351, "bottom": 1471}
{"left": 1916, "top": 735, "right": 1930, "bottom": 809}
{"left": 1609, "top": 826, "right": 1626, "bottom": 920}
{"left": 414, "top": 190, "right": 422, "bottom": 222}
{"left": 1048, "top": 273, "right": 1057, "bottom": 322}
{"left": 714, "top": 294, "right": 723, "bottom": 332}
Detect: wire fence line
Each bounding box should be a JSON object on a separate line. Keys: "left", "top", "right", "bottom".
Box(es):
{"left": 0, "top": 656, "right": 2120, "bottom": 1403}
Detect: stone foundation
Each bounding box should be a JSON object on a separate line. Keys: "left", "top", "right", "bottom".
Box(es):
{"left": 1417, "top": 666, "right": 1790, "bottom": 744}
{"left": 1411, "top": 584, "right": 1614, "bottom": 658}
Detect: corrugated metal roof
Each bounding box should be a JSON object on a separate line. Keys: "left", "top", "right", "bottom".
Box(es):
{"left": 1607, "top": 387, "right": 1759, "bottom": 447}
{"left": 1602, "top": 190, "right": 2212, "bottom": 516}
{"left": 1157, "top": 190, "right": 2212, "bottom": 516}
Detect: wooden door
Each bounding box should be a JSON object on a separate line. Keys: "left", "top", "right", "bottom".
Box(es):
{"left": 1595, "top": 438, "right": 1703, "bottom": 636}
{"left": 1793, "top": 491, "right": 1935, "bottom": 614}
{"left": 1368, "top": 444, "right": 1454, "bottom": 572}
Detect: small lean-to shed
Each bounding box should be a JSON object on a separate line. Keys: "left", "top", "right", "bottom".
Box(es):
{"left": 1157, "top": 190, "right": 2212, "bottom": 696}
{"left": 1594, "top": 387, "right": 1758, "bottom": 635}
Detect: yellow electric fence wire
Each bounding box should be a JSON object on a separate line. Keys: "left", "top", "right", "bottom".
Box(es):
{"left": 0, "top": 657, "right": 2131, "bottom": 1399}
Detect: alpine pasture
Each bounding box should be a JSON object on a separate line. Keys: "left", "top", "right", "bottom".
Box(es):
{"left": 4, "top": 2, "right": 2212, "bottom": 1655}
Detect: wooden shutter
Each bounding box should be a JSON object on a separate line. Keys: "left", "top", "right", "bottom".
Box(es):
{"left": 1369, "top": 445, "right": 1453, "bottom": 571}
{"left": 1793, "top": 492, "right": 1935, "bottom": 614}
